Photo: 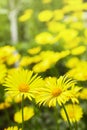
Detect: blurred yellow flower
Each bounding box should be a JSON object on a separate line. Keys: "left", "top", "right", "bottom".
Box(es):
{"left": 53, "top": 9, "right": 64, "bottom": 21}
{"left": 4, "top": 68, "right": 44, "bottom": 100}
{"left": 33, "top": 50, "right": 70, "bottom": 73}
{"left": 0, "top": 102, "right": 11, "bottom": 110}
{"left": 59, "top": 29, "right": 78, "bottom": 42}
{"left": 0, "top": 46, "right": 16, "bottom": 63}
{"left": 60, "top": 104, "right": 83, "bottom": 123}
{"left": 79, "top": 88, "right": 87, "bottom": 100}
{"left": 19, "top": 56, "right": 33, "bottom": 67}
{"left": 14, "top": 106, "right": 34, "bottom": 123}
{"left": 35, "top": 32, "right": 54, "bottom": 44}
{"left": 19, "top": 9, "right": 33, "bottom": 22}
{"left": 67, "top": 61, "right": 87, "bottom": 81}
{"left": 47, "top": 21, "right": 66, "bottom": 33}
{"left": 36, "top": 75, "right": 77, "bottom": 107}
{"left": 65, "top": 57, "right": 80, "bottom": 68}
{"left": 28, "top": 46, "right": 41, "bottom": 55}
{"left": 71, "top": 46, "right": 86, "bottom": 55}
{"left": 4, "top": 126, "right": 21, "bottom": 130}
{"left": 6, "top": 53, "right": 21, "bottom": 66}
{"left": 38, "top": 10, "right": 53, "bottom": 22}
{"left": 5, "top": 94, "right": 23, "bottom": 103}
{"left": 70, "top": 21, "right": 84, "bottom": 30}
{"left": 63, "top": 37, "right": 81, "bottom": 49}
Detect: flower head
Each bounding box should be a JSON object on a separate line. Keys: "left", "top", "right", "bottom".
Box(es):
{"left": 4, "top": 68, "right": 43, "bottom": 100}
{"left": 14, "top": 106, "right": 34, "bottom": 123}
{"left": 36, "top": 75, "right": 77, "bottom": 107}
{"left": 60, "top": 104, "right": 83, "bottom": 123}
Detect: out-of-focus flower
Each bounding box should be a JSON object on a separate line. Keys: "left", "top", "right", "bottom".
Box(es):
{"left": 60, "top": 104, "right": 83, "bottom": 123}
{"left": 38, "top": 10, "right": 53, "bottom": 22}
{"left": 19, "top": 56, "right": 33, "bottom": 67}
{"left": 53, "top": 9, "right": 64, "bottom": 21}
{"left": 71, "top": 46, "right": 86, "bottom": 55}
{"left": 19, "top": 9, "right": 33, "bottom": 22}
{"left": 14, "top": 106, "right": 34, "bottom": 123}
{"left": 33, "top": 50, "right": 70, "bottom": 73}
{"left": 27, "top": 46, "right": 41, "bottom": 55}
{"left": 6, "top": 53, "right": 21, "bottom": 66}
{"left": 65, "top": 57, "right": 80, "bottom": 68}
{"left": 79, "top": 88, "right": 87, "bottom": 100}
{"left": 47, "top": 21, "right": 66, "bottom": 33}
{"left": 67, "top": 61, "right": 87, "bottom": 81}
{"left": 0, "top": 46, "right": 16, "bottom": 63}
{"left": 0, "top": 102, "right": 11, "bottom": 110}
{"left": 58, "top": 29, "right": 78, "bottom": 42}
{"left": 35, "top": 32, "right": 54, "bottom": 44}
{"left": 70, "top": 21, "right": 84, "bottom": 30}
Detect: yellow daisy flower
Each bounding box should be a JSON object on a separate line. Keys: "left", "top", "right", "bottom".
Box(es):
{"left": 60, "top": 104, "right": 83, "bottom": 123}
{"left": 38, "top": 10, "right": 53, "bottom": 22}
{"left": 36, "top": 75, "right": 76, "bottom": 107}
{"left": 4, "top": 68, "right": 44, "bottom": 100}
{"left": 71, "top": 46, "right": 86, "bottom": 55}
{"left": 14, "top": 106, "right": 34, "bottom": 123}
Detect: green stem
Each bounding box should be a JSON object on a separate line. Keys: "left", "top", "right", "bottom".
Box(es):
{"left": 62, "top": 103, "right": 72, "bottom": 130}
{"left": 74, "top": 121, "right": 78, "bottom": 130}
{"left": 56, "top": 104, "right": 60, "bottom": 130}
{"left": 21, "top": 94, "right": 24, "bottom": 130}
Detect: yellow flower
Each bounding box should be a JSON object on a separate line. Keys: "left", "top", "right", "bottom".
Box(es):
{"left": 35, "top": 32, "right": 54, "bottom": 44}
{"left": 65, "top": 57, "right": 80, "bottom": 68}
{"left": 19, "top": 9, "right": 33, "bottom": 22}
{"left": 6, "top": 53, "right": 21, "bottom": 66}
{"left": 70, "top": 21, "right": 84, "bottom": 30}
{"left": 67, "top": 61, "right": 87, "bottom": 81}
{"left": 38, "top": 10, "right": 53, "bottom": 22}
{"left": 71, "top": 46, "right": 86, "bottom": 55}
{"left": 4, "top": 68, "right": 44, "bottom": 100}
{"left": 27, "top": 46, "right": 41, "bottom": 55}
{"left": 0, "top": 102, "right": 11, "bottom": 110}
{"left": 47, "top": 21, "right": 66, "bottom": 33}
{"left": 4, "top": 126, "right": 21, "bottom": 130}
{"left": 0, "top": 46, "right": 16, "bottom": 63}
{"left": 5, "top": 94, "right": 23, "bottom": 103}
{"left": 14, "top": 106, "right": 34, "bottom": 123}
{"left": 53, "top": 9, "right": 64, "bottom": 21}
{"left": 58, "top": 29, "right": 78, "bottom": 42}
{"left": 36, "top": 75, "right": 76, "bottom": 107}
{"left": 19, "top": 56, "right": 33, "bottom": 67}
{"left": 79, "top": 88, "right": 87, "bottom": 100}
{"left": 60, "top": 104, "right": 83, "bottom": 123}
{"left": 0, "top": 64, "right": 7, "bottom": 84}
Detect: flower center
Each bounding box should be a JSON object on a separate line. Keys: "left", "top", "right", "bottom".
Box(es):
{"left": 19, "top": 83, "right": 29, "bottom": 93}
{"left": 52, "top": 88, "right": 62, "bottom": 97}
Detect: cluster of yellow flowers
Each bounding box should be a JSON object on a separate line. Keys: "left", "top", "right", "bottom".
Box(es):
{"left": 1, "top": 0, "right": 87, "bottom": 129}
